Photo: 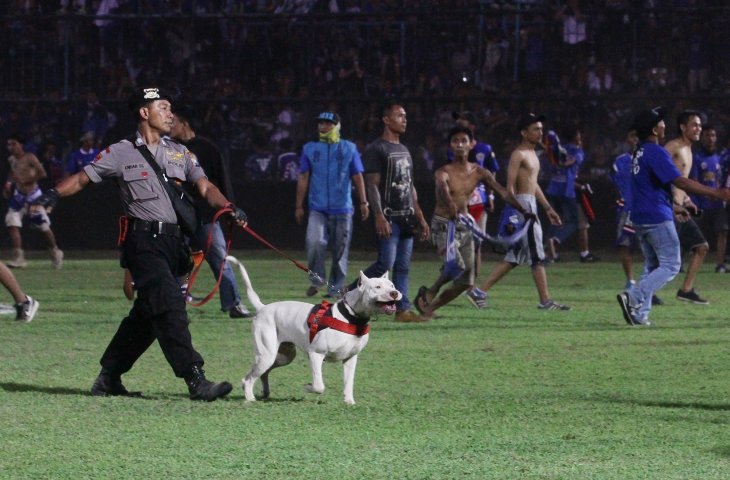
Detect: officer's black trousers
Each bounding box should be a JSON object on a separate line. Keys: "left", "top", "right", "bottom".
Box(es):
{"left": 100, "top": 230, "right": 203, "bottom": 378}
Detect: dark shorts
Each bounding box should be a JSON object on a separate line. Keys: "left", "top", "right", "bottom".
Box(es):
{"left": 697, "top": 207, "right": 729, "bottom": 234}
{"left": 675, "top": 217, "right": 708, "bottom": 252}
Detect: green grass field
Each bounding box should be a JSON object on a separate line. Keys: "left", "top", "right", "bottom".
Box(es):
{"left": 1, "top": 250, "right": 729, "bottom": 479}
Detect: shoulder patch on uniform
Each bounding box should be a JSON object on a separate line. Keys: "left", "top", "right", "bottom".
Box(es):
{"left": 183, "top": 148, "right": 200, "bottom": 167}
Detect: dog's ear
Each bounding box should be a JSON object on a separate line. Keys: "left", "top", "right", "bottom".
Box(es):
{"left": 358, "top": 271, "right": 368, "bottom": 288}
{"left": 379, "top": 271, "right": 390, "bottom": 280}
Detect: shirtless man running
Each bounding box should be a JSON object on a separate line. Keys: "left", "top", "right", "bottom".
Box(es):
{"left": 664, "top": 110, "right": 709, "bottom": 304}
{"left": 4, "top": 134, "right": 63, "bottom": 269}
{"left": 476, "top": 114, "right": 569, "bottom": 310}
{"left": 415, "top": 126, "right": 529, "bottom": 319}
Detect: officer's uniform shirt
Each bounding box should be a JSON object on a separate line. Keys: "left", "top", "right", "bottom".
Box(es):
{"left": 83, "top": 132, "right": 206, "bottom": 223}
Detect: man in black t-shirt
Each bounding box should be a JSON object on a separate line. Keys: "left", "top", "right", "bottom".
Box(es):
{"left": 357, "top": 100, "right": 430, "bottom": 323}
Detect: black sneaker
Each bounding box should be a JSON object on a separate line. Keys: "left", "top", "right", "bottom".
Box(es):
{"left": 651, "top": 294, "right": 663, "bottom": 306}
{"left": 91, "top": 370, "right": 142, "bottom": 397}
{"left": 229, "top": 304, "right": 253, "bottom": 318}
{"left": 15, "top": 296, "right": 39, "bottom": 323}
{"left": 616, "top": 292, "right": 635, "bottom": 325}
{"left": 580, "top": 253, "right": 599, "bottom": 263}
{"left": 186, "top": 365, "right": 232, "bottom": 401}
{"left": 305, "top": 286, "right": 318, "bottom": 297}
{"left": 676, "top": 288, "right": 709, "bottom": 305}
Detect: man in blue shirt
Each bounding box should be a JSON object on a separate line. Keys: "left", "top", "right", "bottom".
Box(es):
{"left": 612, "top": 129, "right": 664, "bottom": 306}
{"left": 612, "top": 129, "right": 639, "bottom": 287}
{"left": 544, "top": 125, "right": 586, "bottom": 262}
{"left": 690, "top": 125, "right": 728, "bottom": 273}
{"left": 617, "top": 107, "right": 730, "bottom": 326}
{"left": 296, "top": 112, "right": 369, "bottom": 298}
{"left": 65, "top": 131, "right": 100, "bottom": 177}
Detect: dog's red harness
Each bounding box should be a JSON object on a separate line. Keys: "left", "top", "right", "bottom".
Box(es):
{"left": 307, "top": 300, "right": 370, "bottom": 343}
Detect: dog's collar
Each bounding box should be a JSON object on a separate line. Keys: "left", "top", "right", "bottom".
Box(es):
{"left": 338, "top": 299, "right": 369, "bottom": 326}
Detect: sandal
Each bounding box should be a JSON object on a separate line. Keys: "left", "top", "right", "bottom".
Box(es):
{"left": 414, "top": 285, "right": 429, "bottom": 314}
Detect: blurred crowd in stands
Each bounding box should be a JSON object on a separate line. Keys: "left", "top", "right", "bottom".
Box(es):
{"left": 2, "top": 1, "right": 730, "bottom": 188}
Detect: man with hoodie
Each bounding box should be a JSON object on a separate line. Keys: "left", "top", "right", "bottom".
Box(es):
{"left": 296, "top": 112, "right": 369, "bottom": 298}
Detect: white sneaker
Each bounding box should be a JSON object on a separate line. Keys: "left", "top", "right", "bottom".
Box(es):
{"left": 465, "top": 288, "right": 487, "bottom": 309}
{"left": 7, "top": 248, "right": 27, "bottom": 268}
{"left": 15, "top": 296, "right": 39, "bottom": 323}
{"left": 51, "top": 248, "right": 64, "bottom": 269}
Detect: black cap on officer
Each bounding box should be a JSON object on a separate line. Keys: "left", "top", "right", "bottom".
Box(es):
{"left": 127, "top": 87, "right": 174, "bottom": 114}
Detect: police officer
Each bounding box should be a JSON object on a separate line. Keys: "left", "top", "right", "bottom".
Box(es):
{"left": 34, "top": 87, "right": 247, "bottom": 401}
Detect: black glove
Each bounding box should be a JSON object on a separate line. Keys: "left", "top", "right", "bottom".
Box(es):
{"left": 227, "top": 203, "right": 247, "bottom": 223}
{"left": 33, "top": 188, "right": 60, "bottom": 209}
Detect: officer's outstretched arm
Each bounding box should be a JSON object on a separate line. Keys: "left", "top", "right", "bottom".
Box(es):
{"left": 56, "top": 171, "right": 91, "bottom": 198}
{"left": 33, "top": 171, "right": 91, "bottom": 210}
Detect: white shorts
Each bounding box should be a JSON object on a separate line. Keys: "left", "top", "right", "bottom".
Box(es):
{"left": 503, "top": 194, "right": 545, "bottom": 267}
{"left": 5, "top": 187, "right": 51, "bottom": 232}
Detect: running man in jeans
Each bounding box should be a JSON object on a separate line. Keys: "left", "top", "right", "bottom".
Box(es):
{"left": 617, "top": 107, "right": 730, "bottom": 326}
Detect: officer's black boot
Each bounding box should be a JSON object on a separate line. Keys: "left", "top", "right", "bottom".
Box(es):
{"left": 90, "top": 368, "right": 142, "bottom": 397}
{"left": 185, "top": 364, "right": 232, "bottom": 401}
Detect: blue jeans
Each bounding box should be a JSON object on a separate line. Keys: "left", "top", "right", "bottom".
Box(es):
{"left": 193, "top": 222, "right": 241, "bottom": 312}
{"left": 628, "top": 221, "right": 681, "bottom": 321}
{"left": 547, "top": 194, "right": 578, "bottom": 244}
{"left": 306, "top": 211, "right": 352, "bottom": 296}
{"left": 360, "top": 221, "right": 414, "bottom": 312}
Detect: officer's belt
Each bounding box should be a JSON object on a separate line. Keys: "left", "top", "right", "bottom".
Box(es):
{"left": 128, "top": 218, "right": 181, "bottom": 237}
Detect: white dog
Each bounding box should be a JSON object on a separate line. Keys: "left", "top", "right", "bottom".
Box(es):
{"left": 226, "top": 256, "right": 402, "bottom": 405}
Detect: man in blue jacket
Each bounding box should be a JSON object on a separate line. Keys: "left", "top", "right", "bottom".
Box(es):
{"left": 295, "top": 112, "right": 369, "bottom": 298}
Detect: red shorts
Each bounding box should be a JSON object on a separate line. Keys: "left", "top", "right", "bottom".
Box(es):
{"left": 468, "top": 203, "right": 485, "bottom": 223}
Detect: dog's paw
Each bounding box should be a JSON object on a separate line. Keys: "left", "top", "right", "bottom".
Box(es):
{"left": 344, "top": 398, "right": 356, "bottom": 405}
{"left": 242, "top": 379, "right": 257, "bottom": 401}
{"left": 304, "top": 383, "right": 325, "bottom": 395}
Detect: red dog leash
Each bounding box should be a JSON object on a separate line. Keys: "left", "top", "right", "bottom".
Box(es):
{"left": 242, "top": 224, "right": 330, "bottom": 288}
{"left": 186, "top": 209, "right": 333, "bottom": 306}
{"left": 185, "top": 206, "right": 234, "bottom": 307}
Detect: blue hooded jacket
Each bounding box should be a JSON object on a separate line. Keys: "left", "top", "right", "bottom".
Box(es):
{"left": 300, "top": 139, "right": 364, "bottom": 214}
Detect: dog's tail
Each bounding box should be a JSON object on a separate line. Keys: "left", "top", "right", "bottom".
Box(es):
{"left": 225, "top": 255, "right": 265, "bottom": 312}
